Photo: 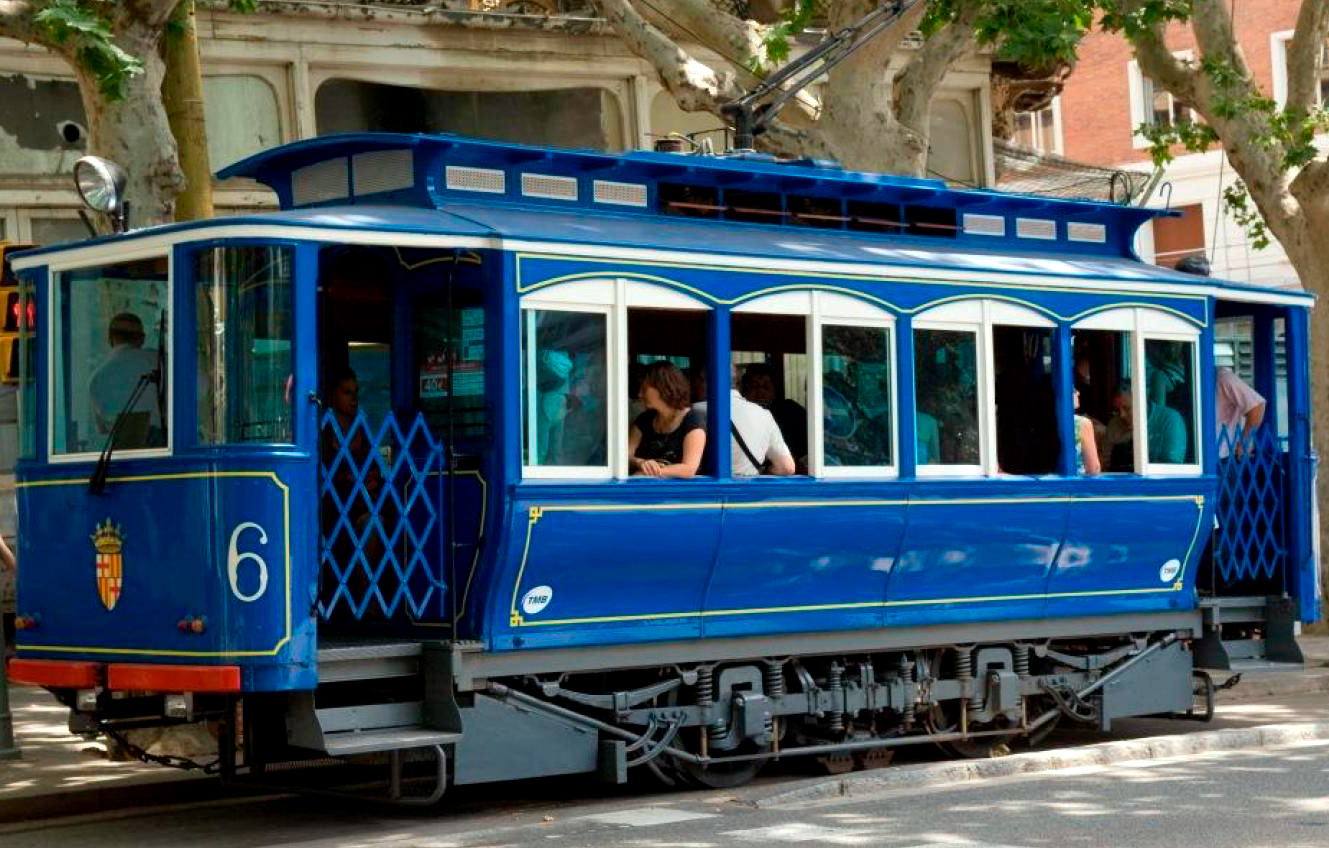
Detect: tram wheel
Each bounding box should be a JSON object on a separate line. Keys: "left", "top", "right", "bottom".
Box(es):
{"left": 666, "top": 730, "right": 770, "bottom": 789}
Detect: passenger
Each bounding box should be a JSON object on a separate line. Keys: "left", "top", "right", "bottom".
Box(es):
{"left": 321, "top": 367, "right": 384, "bottom": 541}
{"left": 1102, "top": 382, "right": 1134, "bottom": 471}
{"left": 1074, "top": 390, "right": 1101, "bottom": 475}
{"left": 88, "top": 312, "right": 162, "bottom": 445}
{"left": 628, "top": 361, "right": 706, "bottom": 478}
{"left": 916, "top": 409, "right": 941, "bottom": 465}
{"left": 1146, "top": 369, "right": 1187, "bottom": 464}
{"left": 693, "top": 364, "right": 795, "bottom": 476}
{"left": 1215, "top": 366, "right": 1265, "bottom": 457}
{"left": 741, "top": 362, "right": 808, "bottom": 470}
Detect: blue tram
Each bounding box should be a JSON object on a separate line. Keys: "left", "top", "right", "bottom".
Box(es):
{"left": 6, "top": 133, "right": 1319, "bottom": 795}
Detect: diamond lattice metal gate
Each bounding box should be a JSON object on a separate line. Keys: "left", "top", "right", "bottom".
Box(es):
{"left": 1213, "top": 425, "right": 1288, "bottom": 592}
{"left": 318, "top": 409, "right": 448, "bottom": 622}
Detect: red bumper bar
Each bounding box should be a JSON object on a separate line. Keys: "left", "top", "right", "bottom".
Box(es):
{"left": 7, "top": 658, "right": 241, "bottom": 693}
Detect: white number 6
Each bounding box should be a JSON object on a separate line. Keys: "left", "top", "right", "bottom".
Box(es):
{"left": 228, "top": 522, "right": 269, "bottom": 603}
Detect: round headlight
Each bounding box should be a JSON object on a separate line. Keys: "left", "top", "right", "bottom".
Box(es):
{"left": 73, "top": 155, "right": 128, "bottom": 214}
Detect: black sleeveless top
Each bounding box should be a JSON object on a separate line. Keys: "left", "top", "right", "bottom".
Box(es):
{"left": 633, "top": 409, "right": 703, "bottom": 465}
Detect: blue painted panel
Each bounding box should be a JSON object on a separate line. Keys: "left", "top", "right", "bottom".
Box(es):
{"left": 701, "top": 494, "right": 906, "bottom": 637}
{"left": 1048, "top": 481, "right": 1208, "bottom": 615}
{"left": 14, "top": 457, "right": 316, "bottom": 687}
{"left": 886, "top": 482, "right": 1070, "bottom": 626}
{"left": 503, "top": 490, "right": 721, "bottom": 644}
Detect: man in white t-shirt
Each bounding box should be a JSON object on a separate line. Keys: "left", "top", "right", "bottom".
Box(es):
{"left": 88, "top": 312, "right": 161, "bottom": 439}
{"left": 693, "top": 365, "right": 795, "bottom": 476}
{"left": 1215, "top": 366, "right": 1265, "bottom": 458}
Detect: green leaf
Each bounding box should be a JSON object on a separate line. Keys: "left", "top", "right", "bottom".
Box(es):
{"left": 34, "top": 0, "right": 143, "bottom": 102}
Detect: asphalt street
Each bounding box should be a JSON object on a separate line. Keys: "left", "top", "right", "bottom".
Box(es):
{"left": 3, "top": 693, "right": 1328, "bottom": 848}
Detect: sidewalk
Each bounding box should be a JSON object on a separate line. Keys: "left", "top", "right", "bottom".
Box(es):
{"left": 1, "top": 637, "right": 1327, "bottom": 824}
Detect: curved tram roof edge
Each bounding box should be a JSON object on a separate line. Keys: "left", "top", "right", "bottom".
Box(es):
{"left": 10, "top": 204, "right": 1313, "bottom": 308}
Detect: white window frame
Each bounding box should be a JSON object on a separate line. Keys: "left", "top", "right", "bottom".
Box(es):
{"left": 1072, "top": 307, "right": 1202, "bottom": 476}
{"left": 1010, "top": 97, "right": 1064, "bottom": 156}
{"left": 1271, "top": 30, "right": 1329, "bottom": 108}
{"left": 46, "top": 248, "right": 175, "bottom": 464}
{"left": 1127, "top": 54, "right": 1194, "bottom": 150}
{"left": 520, "top": 278, "right": 710, "bottom": 481}
{"left": 736, "top": 290, "right": 899, "bottom": 479}
{"left": 915, "top": 299, "right": 1055, "bottom": 478}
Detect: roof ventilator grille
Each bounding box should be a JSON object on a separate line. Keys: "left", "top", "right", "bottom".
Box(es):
{"left": 291, "top": 158, "right": 350, "bottom": 206}
{"left": 521, "top": 172, "right": 578, "bottom": 201}
{"left": 1067, "top": 222, "right": 1107, "bottom": 243}
{"left": 352, "top": 149, "right": 414, "bottom": 197}
{"left": 446, "top": 165, "right": 506, "bottom": 194}
{"left": 1016, "top": 217, "right": 1057, "bottom": 240}
{"left": 593, "top": 180, "right": 648, "bottom": 207}
{"left": 962, "top": 213, "right": 1006, "bottom": 237}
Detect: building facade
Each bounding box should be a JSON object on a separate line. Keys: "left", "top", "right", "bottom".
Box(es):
{"left": 1046, "top": 2, "right": 1314, "bottom": 290}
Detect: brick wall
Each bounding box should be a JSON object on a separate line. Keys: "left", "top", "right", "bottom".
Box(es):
{"left": 1061, "top": 3, "right": 1305, "bottom": 167}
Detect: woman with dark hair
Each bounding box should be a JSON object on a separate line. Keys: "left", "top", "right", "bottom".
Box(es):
{"left": 628, "top": 360, "right": 706, "bottom": 478}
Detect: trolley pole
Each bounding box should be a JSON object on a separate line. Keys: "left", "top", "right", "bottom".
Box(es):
{"left": 0, "top": 617, "right": 17, "bottom": 759}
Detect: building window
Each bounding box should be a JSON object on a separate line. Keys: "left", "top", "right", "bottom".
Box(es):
{"left": 203, "top": 75, "right": 282, "bottom": 170}
{"left": 1128, "top": 58, "right": 1196, "bottom": 149}
{"left": 1151, "top": 203, "right": 1205, "bottom": 269}
{"left": 1011, "top": 103, "right": 1059, "bottom": 154}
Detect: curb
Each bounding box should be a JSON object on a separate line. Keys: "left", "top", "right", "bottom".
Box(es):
{"left": 756, "top": 721, "right": 1329, "bottom": 807}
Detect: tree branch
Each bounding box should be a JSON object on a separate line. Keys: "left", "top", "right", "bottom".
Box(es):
{"left": 894, "top": 0, "right": 978, "bottom": 133}
{"left": 598, "top": 0, "right": 744, "bottom": 114}
{"left": 1286, "top": 0, "right": 1329, "bottom": 111}
{"left": 0, "top": 1, "right": 50, "bottom": 46}
{"left": 656, "top": 0, "right": 765, "bottom": 74}
{"left": 1123, "top": 6, "right": 1198, "bottom": 105}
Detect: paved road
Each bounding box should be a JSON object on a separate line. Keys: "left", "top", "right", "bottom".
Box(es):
{"left": 5, "top": 693, "right": 1329, "bottom": 846}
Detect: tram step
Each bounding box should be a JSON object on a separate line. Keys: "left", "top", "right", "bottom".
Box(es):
{"left": 322, "top": 727, "right": 462, "bottom": 757}
{"left": 1222, "top": 659, "right": 1306, "bottom": 673}
{"left": 1194, "top": 596, "right": 1305, "bottom": 671}
{"left": 316, "top": 641, "right": 424, "bottom": 683}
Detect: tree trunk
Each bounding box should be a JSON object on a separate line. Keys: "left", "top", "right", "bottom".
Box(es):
{"left": 73, "top": 17, "right": 184, "bottom": 229}
{"left": 162, "top": 0, "right": 213, "bottom": 222}
{"left": 1277, "top": 216, "right": 1329, "bottom": 612}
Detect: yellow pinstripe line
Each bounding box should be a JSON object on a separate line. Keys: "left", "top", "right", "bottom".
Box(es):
{"left": 15, "top": 470, "right": 293, "bottom": 658}
{"left": 513, "top": 254, "right": 1210, "bottom": 327}
{"left": 508, "top": 494, "right": 1207, "bottom": 626}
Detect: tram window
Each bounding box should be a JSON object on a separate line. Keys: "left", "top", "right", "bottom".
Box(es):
{"left": 733, "top": 312, "right": 810, "bottom": 472}
{"left": 413, "top": 300, "right": 486, "bottom": 438}
{"left": 1072, "top": 329, "right": 1134, "bottom": 473}
{"left": 521, "top": 309, "right": 608, "bottom": 469}
{"left": 993, "top": 325, "right": 1057, "bottom": 475}
{"left": 822, "top": 324, "right": 893, "bottom": 468}
{"left": 52, "top": 256, "right": 169, "bottom": 456}
{"left": 627, "top": 307, "right": 709, "bottom": 475}
{"left": 196, "top": 246, "right": 293, "bottom": 445}
{"left": 724, "top": 189, "right": 784, "bottom": 225}
{"left": 914, "top": 328, "right": 980, "bottom": 468}
{"left": 847, "top": 200, "right": 903, "bottom": 235}
{"left": 790, "top": 195, "right": 845, "bottom": 229}
{"left": 1144, "top": 338, "right": 1197, "bottom": 465}
{"left": 659, "top": 183, "right": 721, "bottom": 219}
{"left": 905, "top": 205, "right": 958, "bottom": 239}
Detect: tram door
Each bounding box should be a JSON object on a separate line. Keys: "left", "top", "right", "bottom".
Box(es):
{"left": 315, "top": 245, "right": 490, "bottom": 630}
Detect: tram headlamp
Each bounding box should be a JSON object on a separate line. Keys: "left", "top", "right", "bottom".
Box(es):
{"left": 73, "top": 155, "right": 129, "bottom": 231}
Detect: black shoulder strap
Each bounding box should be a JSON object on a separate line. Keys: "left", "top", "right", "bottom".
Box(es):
{"left": 730, "top": 421, "right": 763, "bottom": 472}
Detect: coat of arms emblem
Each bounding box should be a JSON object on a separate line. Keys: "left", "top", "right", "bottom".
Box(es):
{"left": 92, "top": 518, "right": 124, "bottom": 611}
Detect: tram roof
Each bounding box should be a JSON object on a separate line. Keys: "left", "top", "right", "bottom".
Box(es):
{"left": 10, "top": 202, "right": 1311, "bottom": 307}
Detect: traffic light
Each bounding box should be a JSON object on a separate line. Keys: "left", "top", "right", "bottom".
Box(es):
{"left": 0, "top": 242, "right": 35, "bottom": 384}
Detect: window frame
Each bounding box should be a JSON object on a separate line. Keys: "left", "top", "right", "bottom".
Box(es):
{"left": 1127, "top": 55, "right": 1195, "bottom": 150}
{"left": 46, "top": 248, "right": 175, "bottom": 464}
{"left": 736, "top": 290, "right": 899, "bottom": 479}
{"left": 1071, "top": 306, "right": 1202, "bottom": 476}
{"left": 519, "top": 278, "right": 711, "bottom": 482}
{"left": 914, "top": 299, "right": 1055, "bottom": 478}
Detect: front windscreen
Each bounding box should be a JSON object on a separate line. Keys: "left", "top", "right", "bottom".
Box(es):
{"left": 52, "top": 257, "right": 169, "bottom": 456}
{"left": 196, "top": 246, "right": 294, "bottom": 445}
